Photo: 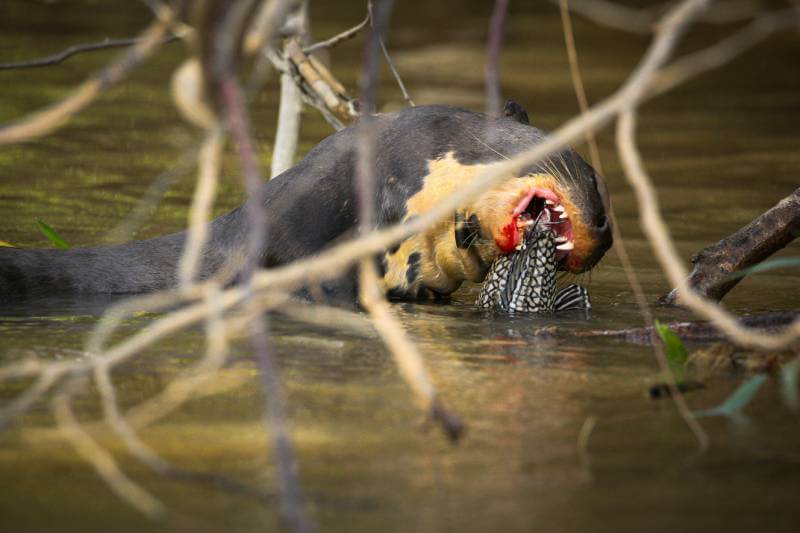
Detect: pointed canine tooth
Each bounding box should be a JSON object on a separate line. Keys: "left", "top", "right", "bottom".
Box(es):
{"left": 555, "top": 235, "right": 568, "bottom": 243}
{"left": 553, "top": 205, "right": 565, "bottom": 212}
{"left": 545, "top": 199, "right": 555, "bottom": 205}
{"left": 559, "top": 211, "right": 568, "bottom": 219}
{"left": 556, "top": 241, "right": 575, "bottom": 251}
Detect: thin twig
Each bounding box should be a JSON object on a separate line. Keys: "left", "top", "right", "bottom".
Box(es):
{"left": 302, "top": 12, "right": 371, "bottom": 54}
{"left": 0, "top": 35, "right": 179, "bottom": 70}
{"left": 368, "top": 1, "right": 414, "bottom": 107}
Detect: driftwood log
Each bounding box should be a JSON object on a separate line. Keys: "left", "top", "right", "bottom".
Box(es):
{"left": 661, "top": 187, "right": 800, "bottom": 304}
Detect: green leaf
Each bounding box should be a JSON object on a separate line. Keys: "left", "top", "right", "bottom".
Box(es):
{"left": 654, "top": 320, "right": 688, "bottom": 368}
{"left": 694, "top": 374, "right": 768, "bottom": 419}
{"left": 35, "top": 218, "right": 70, "bottom": 249}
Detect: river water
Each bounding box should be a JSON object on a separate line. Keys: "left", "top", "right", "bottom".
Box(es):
{"left": 1, "top": 1, "right": 799, "bottom": 531}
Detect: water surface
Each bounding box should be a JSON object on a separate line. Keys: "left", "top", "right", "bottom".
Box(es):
{"left": 1, "top": 1, "right": 799, "bottom": 531}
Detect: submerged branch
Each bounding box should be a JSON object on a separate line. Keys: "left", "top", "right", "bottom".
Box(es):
{"left": 0, "top": 35, "right": 179, "bottom": 70}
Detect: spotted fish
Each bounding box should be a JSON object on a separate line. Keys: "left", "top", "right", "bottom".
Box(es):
{"left": 477, "top": 228, "right": 590, "bottom": 313}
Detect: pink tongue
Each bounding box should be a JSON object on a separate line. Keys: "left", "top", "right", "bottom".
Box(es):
{"left": 512, "top": 188, "right": 560, "bottom": 217}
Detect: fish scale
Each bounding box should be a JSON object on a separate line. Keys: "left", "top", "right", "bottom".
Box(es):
{"left": 477, "top": 227, "right": 590, "bottom": 313}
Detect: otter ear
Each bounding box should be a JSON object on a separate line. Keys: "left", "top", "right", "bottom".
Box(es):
{"left": 503, "top": 100, "right": 529, "bottom": 125}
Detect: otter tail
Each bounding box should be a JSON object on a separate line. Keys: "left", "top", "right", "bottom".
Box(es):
{"left": 0, "top": 234, "right": 190, "bottom": 300}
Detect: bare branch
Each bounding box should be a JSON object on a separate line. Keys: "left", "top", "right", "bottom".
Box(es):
{"left": 302, "top": 12, "right": 371, "bottom": 54}
{"left": 368, "top": 1, "right": 414, "bottom": 107}
{"left": 0, "top": 36, "right": 179, "bottom": 71}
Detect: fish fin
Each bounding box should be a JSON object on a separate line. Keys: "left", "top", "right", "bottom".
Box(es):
{"left": 553, "top": 284, "right": 591, "bottom": 311}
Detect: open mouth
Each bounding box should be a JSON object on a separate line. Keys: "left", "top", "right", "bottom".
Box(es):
{"left": 498, "top": 188, "right": 575, "bottom": 264}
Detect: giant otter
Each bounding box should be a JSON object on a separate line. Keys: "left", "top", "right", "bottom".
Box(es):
{"left": 0, "top": 104, "right": 612, "bottom": 304}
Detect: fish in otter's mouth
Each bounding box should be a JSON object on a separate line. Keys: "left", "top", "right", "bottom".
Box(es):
{"left": 476, "top": 217, "right": 590, "bottom": 313}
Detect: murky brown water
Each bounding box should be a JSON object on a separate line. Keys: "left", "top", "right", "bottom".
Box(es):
{"left": 1, "top": 1, "right": 799, "bottom": 531}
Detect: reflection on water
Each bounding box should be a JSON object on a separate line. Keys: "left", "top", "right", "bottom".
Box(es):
{"left": 1, "top": 1, "right": 799, "bottom": 531}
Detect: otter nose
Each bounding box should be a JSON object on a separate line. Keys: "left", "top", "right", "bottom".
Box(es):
{"left": 595, "top": 214, "right": 609, "bottom": 232}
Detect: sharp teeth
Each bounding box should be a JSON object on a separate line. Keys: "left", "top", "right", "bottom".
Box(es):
{"left": 555, "top": 236, "right": 568, "bottom": 243}
{"left": 553, "top": 205, "right": 565, "bottom": 212}
{"left": 545, "top": 199, "right": 555, "bottom": 206}
{"left": 559, "top": 211, "right": 568, "bottom": 219}
{"left": 556, "top": 241, "right": 574, "bottom": 251}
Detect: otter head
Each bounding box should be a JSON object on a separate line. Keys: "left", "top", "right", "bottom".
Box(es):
{"left": 465, "top": 152, "right": 612, "bottom": 275}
